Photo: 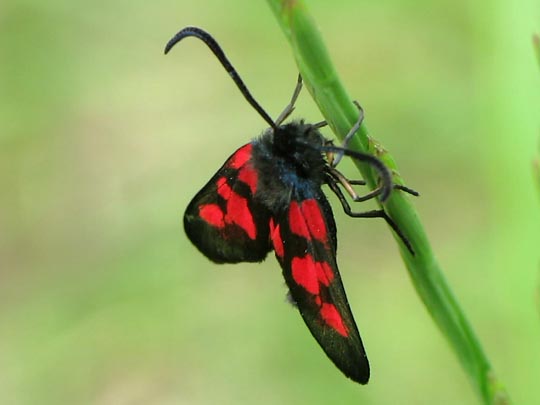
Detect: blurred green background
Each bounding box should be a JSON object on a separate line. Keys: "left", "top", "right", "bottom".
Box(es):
{"left": 1, "top": 0, "right": 540, "bottom": 404}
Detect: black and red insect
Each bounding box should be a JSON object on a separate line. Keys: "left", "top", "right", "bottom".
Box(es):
{"left": 165, "top": 26, "right": 417, "bottom": 384}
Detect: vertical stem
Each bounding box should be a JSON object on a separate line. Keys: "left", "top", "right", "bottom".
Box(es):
{"left": 266, "top": 1, "right": 511, "bottom": 403}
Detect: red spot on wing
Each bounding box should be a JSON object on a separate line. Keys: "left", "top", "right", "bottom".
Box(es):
{"left": 210, "top": 176, "right": 257, "bottom": 240}
{"left": 289, "top": 201, "right": 310, "bottom": 240}
{"left": 290, "top": 250, "right": 344, "bottom": 336}
{"left": 199, "top": 204, "right": 225, "bottom": 228}
{"left": 229, "top": 144, "right": 252, "bottom": 169}
{"left": 289, "top": 200, "right": 328, "bottom": 244}
{"left": 302, "top": 199, "right": 328, "bottom": 243}
{"left": 287, "top": 197, "right": 349, "bottom": 338}
{"left": 320, "top": 303, "right": 349, "bottom": 337}
{"left": 316, "top": 261, "right": 334, "bottom": 286}
{"left": 201, "top": 175, "right": 257, "bottom": 240}
{"left": 269, "top": 218, "right": 284, "bottom": 258}
{"left": 237, "top": 166, "right": 258, "bottom": 194}
{"left": 226, "top": 192, "right": 256, "bottom": 240}
{"left": 292, "top": 256, "right": 320, "bottom": 295}
{"left": 217, "top": 177, "right": 232, "bottom": 199}
{"left": 291, "top": 255, "right": 335, "bottom": 295}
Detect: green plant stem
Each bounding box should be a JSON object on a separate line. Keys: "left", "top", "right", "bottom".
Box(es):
{"left": 266, "top": 1, "right": 510, "bottom": 404}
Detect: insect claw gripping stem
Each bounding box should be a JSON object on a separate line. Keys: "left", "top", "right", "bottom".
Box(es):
{"left": 320, "top": 98, "right": 417, "bottom": 253}
{"left": 395, "top": 184, "right": 420, "bottom": 197}
{"left": 328, "top": 167, "right": 378, "bottom": 203}
{"left": 326, "top": 177, "right": 416, "bottom": 255}
{"left": 329, "top": 168, "right": 420, "bottom": 202}
{"left": 331, "top": 101, "right": 365, "bottom": 168}
{"left": 320, "top": 144, "right": 393, "bottom": 202}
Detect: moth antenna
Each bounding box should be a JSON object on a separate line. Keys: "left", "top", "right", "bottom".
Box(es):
{"left": 165, "top": 26, "right": 277, "bottom": 131}
{"left": 320, "top": 145, "right": 393, "bottom": 202}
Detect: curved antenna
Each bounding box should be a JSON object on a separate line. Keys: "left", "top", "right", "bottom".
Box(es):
{"left": 320, "top": 145, "right": 393, "bottom": 202}
{"left": 165, "top": 26, "right": 276, "bottom": 130}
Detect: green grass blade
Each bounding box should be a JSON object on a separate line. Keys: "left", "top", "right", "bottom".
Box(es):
{"left": 266, "top": 1, "right": 511, "bottom": 403}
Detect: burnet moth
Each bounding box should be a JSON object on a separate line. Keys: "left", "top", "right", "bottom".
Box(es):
{"left": 165, "top": 26, "right": 417, "bottom": 384}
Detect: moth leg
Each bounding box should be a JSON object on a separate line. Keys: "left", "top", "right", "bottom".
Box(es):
{"left": 326, "top": 175, "right": 415, "bottom": 254}
{"left": 313, "top": 120, "right": 328, "bottom": 129}
{"left": 331, "top": 101, "right": 365, "bottom": 168}
{"left": 347, "top": 178, "right": 418, "bottom": 196}
{"left": 328, "top": 167, "right": 377, "bottom": 202}
{"left": 329, "top": 167, "right": 419, "bottom": 201}
{"left": 275, "top": 74, "right": 303, "bottom": 126}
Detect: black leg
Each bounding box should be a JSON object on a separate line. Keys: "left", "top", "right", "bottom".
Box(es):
{"left": 329, "top": 168, "right": 419, "bottom": 200}
{"left": 328, "top": 167, "right": 381, "bottom": 202}
{"left": 326, "top": 176, "right": 415, "bottom": 255}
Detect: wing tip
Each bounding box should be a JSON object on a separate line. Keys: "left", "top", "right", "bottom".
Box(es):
{"left": 344, "top": 359, "right": 370, "bottom": 385}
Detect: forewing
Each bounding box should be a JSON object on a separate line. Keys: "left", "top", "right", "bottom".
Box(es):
{"left": 269, "top": 192, "right": 370, "bottom": 384}
{"left": 184, "top": 143, "right": 272, "bottom": 263}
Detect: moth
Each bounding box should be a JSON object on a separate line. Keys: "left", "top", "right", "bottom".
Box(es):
{"left": 165, "top": 26, "right": 416, "bottom": 384}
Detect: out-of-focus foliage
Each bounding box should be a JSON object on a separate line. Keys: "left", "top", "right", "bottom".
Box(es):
{"left": 1, "top": 1, "right": 539, "bottom": 404}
